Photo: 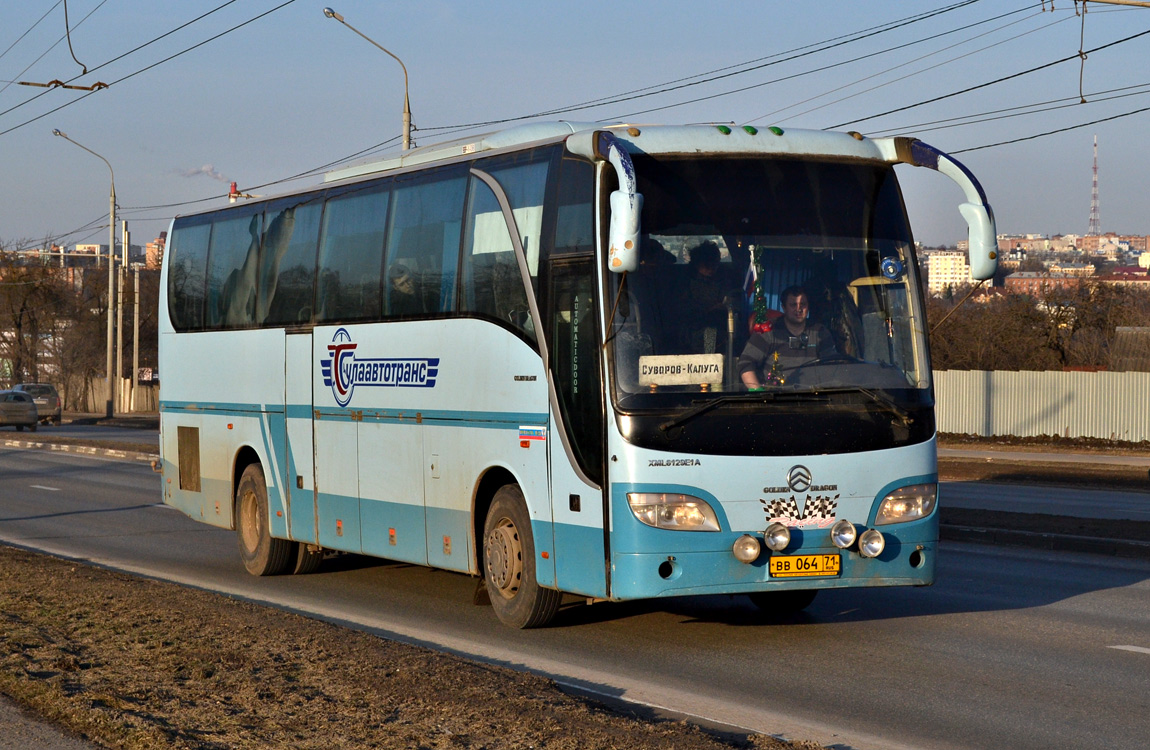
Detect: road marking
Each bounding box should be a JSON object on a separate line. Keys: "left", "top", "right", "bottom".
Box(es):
{"left": 1110, "top": 645, "right": 1150, "bottom": 655}
{"left": 30, "top": 484, "right": 60, "bottom": 491}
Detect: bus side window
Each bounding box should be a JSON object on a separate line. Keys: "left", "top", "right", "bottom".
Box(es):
{"left": 315, "top": 187, "right": 388, "bottom": 324}
{"left": 258, "top": 200, "right": 322, "bottom": 326}
{"left": 167, "top": 222, "right": 211, "bottom": 330}
{"left": 384, "top": 175, "right": 466, "bottom": 317}
{"left": 461, "top": 159, "right": 549, "bottom": 338}
{"left": 553, "top": 158, "right": 594, "bottom": 256}
{"left": 207, "top": 212, "right": 263, "bottom": 329}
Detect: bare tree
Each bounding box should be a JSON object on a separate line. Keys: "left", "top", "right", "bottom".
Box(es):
{"left": 0, "top": 242, "right": 70, "bottom": 386}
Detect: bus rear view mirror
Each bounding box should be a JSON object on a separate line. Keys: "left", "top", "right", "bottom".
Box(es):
{"left": 567, "top": 130, "right": 643, "bottom": 273}
{"left": 959, "top": 202, "right": 996, "bottom": 280}
{"left": 878, "top": 137, "right": 998, "bottom": 281}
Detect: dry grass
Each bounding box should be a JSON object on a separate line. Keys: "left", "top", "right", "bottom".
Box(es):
{"left": 0, "top": 545, "right": 818, "bottom": 750}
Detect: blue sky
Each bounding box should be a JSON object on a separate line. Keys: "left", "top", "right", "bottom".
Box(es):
{"left": 2, "top": 0, "right": 1150, "bottom": 250}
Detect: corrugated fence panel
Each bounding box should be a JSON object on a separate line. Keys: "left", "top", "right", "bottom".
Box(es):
{"left": 935, "top": 370, "right": 1150, "bottom": 441}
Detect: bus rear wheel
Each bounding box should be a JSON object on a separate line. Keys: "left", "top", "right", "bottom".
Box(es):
{"left": 483, "top": 485, "right": 561, "bottom": 629}
{"left": 236, "top": 463, "right": 293, "bottom": 576}
{"left": 748, "top": 589, "right": 818, "bottom": 615}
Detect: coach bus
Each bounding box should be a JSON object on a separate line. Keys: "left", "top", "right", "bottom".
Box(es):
{"left": 158, "top": 122, "right": 997, "bottom": 628}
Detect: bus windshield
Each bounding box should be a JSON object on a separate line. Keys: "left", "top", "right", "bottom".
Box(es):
{"left": 608, "top": 156, "right": 930, "bottom": 417}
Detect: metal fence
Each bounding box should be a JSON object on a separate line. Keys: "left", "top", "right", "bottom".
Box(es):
{"left": 72, "top": 378, "right": 159, "bottom": 414}
{"left": 934, "top": 370, "right": 1150, "bottom": 442}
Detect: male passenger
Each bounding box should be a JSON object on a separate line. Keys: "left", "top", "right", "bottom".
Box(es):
{"left": 738, "top": 285, "right": 835, "bottom": 389}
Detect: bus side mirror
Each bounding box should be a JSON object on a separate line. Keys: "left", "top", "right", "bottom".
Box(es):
{"left": 960, "top": 202, "right": 997, "bottom": 281}
{"left": 878, "top": 137, "right": 998, "bottom": 282}
{"left": 609, "top": 191, "right": 643, "bottom": 273}
{"left": 567, "top": 130, "right": 643, "bottom": 273}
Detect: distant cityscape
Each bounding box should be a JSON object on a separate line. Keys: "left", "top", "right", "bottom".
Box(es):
{"left": 13, "top": 232, "right": 166, "bottom": 271}
{"left": 921, "top": 231, "right": 1150, "bottom": 297}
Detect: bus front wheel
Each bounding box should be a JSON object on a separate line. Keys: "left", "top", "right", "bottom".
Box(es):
{"left": 236, "top": 463, "right": 293, "bottom": 576}
{"left": 483, "top": 485, "right": 561, "bottom": 629}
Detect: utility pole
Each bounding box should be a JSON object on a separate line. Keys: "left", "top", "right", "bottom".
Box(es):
{"left": 53, "top": 128, "right": 118, "bottom": 418}
{"left": 132, "top": 268, "right": 140, "bottom": 413}
{"left": 117, "top": 222, "right": 128, "bottom": 409}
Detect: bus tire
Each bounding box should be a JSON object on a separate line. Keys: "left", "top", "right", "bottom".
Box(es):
{"left": 291, "top": 544, "right": 324, "bottom": 575}
{"left": 748, "top": 589, "right": 818, "bottom": 615}
{"left": 483, "top": 485, "right": 561, "bottom": 629}
{"left": 236, "top": 463, "right": 293, "bottom": 576}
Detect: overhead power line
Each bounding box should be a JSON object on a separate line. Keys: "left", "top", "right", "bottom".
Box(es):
{"left": 421, "top": 0, "right": 987, "bottom": 135}
{"left": 871, "top": 80, "right": 1150, "bottom": 136}
{"left": 952, "top": 102, "right": 1150, "bottom": 153}
{"left": 826, "top": 25, "right": 1150, "bottom": 130}
{"left": 0, "top": 0, "right": 294, "bottom": 138}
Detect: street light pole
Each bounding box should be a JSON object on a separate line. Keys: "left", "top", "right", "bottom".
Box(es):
{"left": 323, "top": 7, "right": 412, "bottom": 150}
{"left": 52, "top": 128, "right": 115, "bottom": 418}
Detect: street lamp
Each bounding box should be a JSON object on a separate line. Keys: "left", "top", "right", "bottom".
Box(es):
{"left": 52, "top": 128, "right": 116, "bottom": 418}
{"left": 323, "top": 7, "right": 412, "bottom": 150}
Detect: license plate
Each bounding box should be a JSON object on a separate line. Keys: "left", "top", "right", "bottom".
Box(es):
{"left": 769, "top": 553, "right": 841, "bottom": 578}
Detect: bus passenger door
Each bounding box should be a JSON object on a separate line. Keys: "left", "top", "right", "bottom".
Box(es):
{"left": 313, "top": 326, "right": 362, "bottom": 553}
{"left": 284, "top": 330, "right": 317, "bottom": 543}
{"left": 548, "top": 258, "right": 608, "bottom": 599}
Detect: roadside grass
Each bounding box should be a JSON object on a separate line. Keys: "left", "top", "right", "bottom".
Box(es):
{"left": 0, "top": 545, "right": 817, "bottom": 750}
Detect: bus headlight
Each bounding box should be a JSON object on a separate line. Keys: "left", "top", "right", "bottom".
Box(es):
{"left": 859, "top": 529, "right": 885, "bottom": 558}
{"left": 764, "top": 522, "right": 791, "bottom": 552}
{"left": 875, "top": 484, "right": 937, "bottom": 526}
{"left": 627, "top": 493, "right": 720, "bottom": 531}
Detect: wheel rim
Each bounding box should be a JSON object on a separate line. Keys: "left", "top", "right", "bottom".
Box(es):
{"left": 485, "top": 517, "right": 522, "bottom": 600}
{"left": 239, "top": 489, "right": 260, "bottom": 554}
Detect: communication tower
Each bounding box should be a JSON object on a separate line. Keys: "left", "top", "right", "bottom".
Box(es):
{"left": 1088, "top": 135, "right": 1101, "bottom": 236}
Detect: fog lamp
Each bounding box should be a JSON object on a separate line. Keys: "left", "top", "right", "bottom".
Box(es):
{"left": 859, "top": 528, "right": 885, "bottom": 558}
{"left": 830, "top": 519, "right": 857, "bottom": 549}
{"left": 764, "top": 522, "right": 791, "bottom": 552}
{"left": 732, "top": 534, "right": 761, "bottom": 563}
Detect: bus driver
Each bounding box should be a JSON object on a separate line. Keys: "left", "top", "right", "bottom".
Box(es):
{"left": 739, "top": 285, "right": 835, "bottom": 389}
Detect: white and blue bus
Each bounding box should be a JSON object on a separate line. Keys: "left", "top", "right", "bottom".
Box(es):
{"left": 159, "top": 123, "right": 997, "bottom": 628}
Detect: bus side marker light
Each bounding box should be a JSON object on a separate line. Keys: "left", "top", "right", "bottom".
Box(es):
{"left": 733, "top": 534, "right": 761, "bottom": 563}
{"left": 389, "top": 528, "right": 396, "bottom": 546}
{"left": 859, "top": 529, "right": 885, "bottom": 558}
{"left": 276, "top": 510, "right": 283, "bottom": 518}
{"left": 443, "top": 536, "right": 451, "bottom": 555}
{"left": 227, "top": 423, "right": 233, "bottom": 430}
{"left": 764, "top": 522, "right": 791, "bottom": 552}
{"left": 830, "top": 519, "right": 857, "bottom": 549}
{"left": 541, "top": 551, "right": 549, "bottom": 560}
{"left": 769, "top": 126, "right": 784, "bottom": 136}
{"left": 336, "top": 520, "right": 343, "bottom": 537}
{"left": 520, "top": 440, "right": 530, "bottom": 448}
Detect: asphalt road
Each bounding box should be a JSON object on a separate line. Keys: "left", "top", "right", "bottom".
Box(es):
{"left": 1, "top": 446, "right": 1148, "bottom": 750}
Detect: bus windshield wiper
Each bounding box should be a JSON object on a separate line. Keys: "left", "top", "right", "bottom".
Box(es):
{"left": 659, "top": 390, "right": 827, "bottom": 434}
{"left": 816, "top": 386, "right": 914, "bottom": 427}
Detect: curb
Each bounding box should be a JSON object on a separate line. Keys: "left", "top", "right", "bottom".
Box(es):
{"left": 941, "top": 523, "right": 1150, "bottom": 559}
{"left": 0, "top": 438, "right": 157, "bottom": 464}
